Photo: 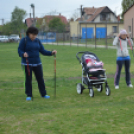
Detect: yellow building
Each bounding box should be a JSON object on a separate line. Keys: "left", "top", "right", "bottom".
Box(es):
{"left": 70, "top": 6, "right": 124, "bottom": 38}
{"left": 70, "top": 21, "right": 124, "bottom": 38}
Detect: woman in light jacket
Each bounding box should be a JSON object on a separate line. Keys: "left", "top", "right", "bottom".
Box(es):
{"left": 113, "top": 29, "right": 133, "bottom": 89}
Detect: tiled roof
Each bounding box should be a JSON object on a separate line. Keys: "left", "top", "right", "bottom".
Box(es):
{"left": 25, "top": 14, "right": 68, "bottom": 27}
{"left": 83, "top": 6, "right": 107, "bottom": 21}
{"left": 44, "top": 15, "right": 68, "bottom": 24}
{"left": 25, "top": 18, "right": 34, "bottom": 27}
{"left": 76, "top": 18, "right": 81, "bottom": 21}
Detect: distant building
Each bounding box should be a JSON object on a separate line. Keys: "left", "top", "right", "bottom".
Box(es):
{"left": 123, "top": 3, "right": 134, "bottom": 38}
{"left": 25, "top": 13, "right": 68, "bottom": 31}
{"left": 70, "top": 6, "right": 123, "bottom": 38}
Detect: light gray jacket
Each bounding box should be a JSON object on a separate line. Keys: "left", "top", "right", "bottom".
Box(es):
{"left": 113, "top": 37, "right": 133, "bottom": 57}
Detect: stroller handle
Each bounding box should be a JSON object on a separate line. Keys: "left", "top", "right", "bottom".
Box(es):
{"left": 76, "top": 51, "right": 90, "bottom": 63}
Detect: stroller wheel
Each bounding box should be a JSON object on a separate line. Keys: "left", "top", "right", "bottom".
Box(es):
{"left": 76, "top": 83, "right": 83, "bottom": 94}
{"left": 105, "top": 86, "right": 111, "bottom": 96}
{"left": 97, "top": 85, "right": 103, "bottom": 92}
{"left": 89, "top": 89, "right": 94, "bottom": 97}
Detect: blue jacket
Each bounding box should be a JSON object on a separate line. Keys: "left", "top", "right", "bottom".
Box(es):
{"left": 18, "top": 36, "right": 52, "bottom": 65}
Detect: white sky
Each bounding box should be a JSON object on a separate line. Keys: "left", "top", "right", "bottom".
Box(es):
{"left": 0, "top": 0, "right": 123, "bottom": 24}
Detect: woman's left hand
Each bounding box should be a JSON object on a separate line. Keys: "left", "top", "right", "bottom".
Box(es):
{"left": 52, "top": 50, "right": 57, "bottom": 55}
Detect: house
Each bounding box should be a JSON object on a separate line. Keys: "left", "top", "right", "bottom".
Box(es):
{"left": 44, "top": 13, "right": 68, "bottom": 25}
{"left": 25, "top": 13, "right": 68, "bottom": 31}
{"left": 123, "top": 3, "right": 134, "bottom": 38}
{"left": 82, "top": 6, "right": 118, "bottom": 22}
{"left": 70, "top": 6, "right": 124, "bottom": 38}
{"left": 25, "top": 18, "right": 33, "bottom": 27}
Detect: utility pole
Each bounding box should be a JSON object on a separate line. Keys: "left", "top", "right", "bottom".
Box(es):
{"left": 0, "top": 19, "right": 4, "bottom": 25}
{"left": 30, "top": 13, "right": 31, "bottom": 19}
{"left": 78, "top": 5, "right": 83, "bottom": 40}
{"left": 30, "top": 4, "right": 36, "bottom": 26}
{"left": 2, "top": 19, "right": 4, "bottom": 25}
{"left": 77, "top": 5, "right": 83, "bottom": 21}
{"left": 80, "top": 5, "right": 83, "bottom": 21}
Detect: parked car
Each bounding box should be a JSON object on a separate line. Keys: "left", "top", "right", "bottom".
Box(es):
{"left": 9, "top": 34, "right": 20, "bottom": 42}
{"left": 0, "top": 35, "right": 9, "bottom": 42}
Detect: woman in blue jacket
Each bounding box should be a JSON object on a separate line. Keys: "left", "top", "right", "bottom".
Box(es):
{"left": 18, "top": 27, "right": 57, "bottom": 101}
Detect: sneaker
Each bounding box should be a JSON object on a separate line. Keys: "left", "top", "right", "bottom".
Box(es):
{"left": 128, "top": 84, "right": 133, "bottom": 88}
{"left": 26, "top": 97, "right": 32, "bottom": 101}
{"left": 43, "top": 95, "right": 50, "bottom": 99}
{"left": 115, "top": 85, "right": 119, "bottom": 89}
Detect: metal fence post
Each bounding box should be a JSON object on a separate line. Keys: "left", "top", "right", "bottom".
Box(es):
{"left": 106, "top": 21, "right": 107, "bottom": 49}
{"left": 118, "top": 20, "right": 119, "bottom": 33}
{"left": 86, "top": 23, "right": 87, "bottom": 48}
{"left": 132, "top": 18, "right": 133, "bottom": 39}
{"left": 70, "top": 28, "right": 71, "bottom": 47}
{"left": 57, "top": 31, "right": 58, "bottom": 46}
{"left": 95, "top": 23, "right": 96, "bottom": 49}
{"left": 80, "top": 23, "right": 81, "bottom": 46}
{"left": 62, "top": 31, "right": 64, "bottom": 46}
{"left": 77, "top": 23, "right": 78, "bottom": 47}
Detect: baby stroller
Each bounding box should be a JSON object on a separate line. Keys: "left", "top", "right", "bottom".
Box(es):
{"left": 76, "top": 51, "right": 110, "bottom": 97}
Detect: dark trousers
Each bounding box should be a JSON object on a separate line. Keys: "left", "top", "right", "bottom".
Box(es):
{"left": 25, "top": 65, "right": 47, "bottom": 97}
{"left": 114, "top": 59, "right": 131, "bottom": 86}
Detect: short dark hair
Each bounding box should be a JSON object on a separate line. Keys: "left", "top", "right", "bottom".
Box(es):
{"left": 26, "top": 26, "right": 38, "bottom": 36}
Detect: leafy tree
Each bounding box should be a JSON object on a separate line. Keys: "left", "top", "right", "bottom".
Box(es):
{"left": 0, "top": 22, "right": 12, "bottom": 35}
{"left": 121, "top": 0, "right": 134, "bottom": 17}
{"left": 36, "top": 18, "right": 46, "bottom": 31}
{"left": 11, "top": 6, "right": 27, "bottom": 34}
{"left": 0, "top": 7, "right": 27, "bottom": 35}
{"left": 48, "top": 17, "right": 66, "bottom": 32}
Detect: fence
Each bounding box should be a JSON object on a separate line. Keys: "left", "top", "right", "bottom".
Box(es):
{"left": 1, "top": 19, "right": 134, "bottom": 49}
{"left": 36, "top": 21, "right": 125, "bottom": 49}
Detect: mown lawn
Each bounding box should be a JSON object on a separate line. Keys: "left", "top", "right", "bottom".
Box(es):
{"left": 0, "top": 43, "right": 134, "bottom": 134}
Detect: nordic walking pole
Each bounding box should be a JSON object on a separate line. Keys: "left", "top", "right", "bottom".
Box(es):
{"left": 26, "top": 57, "right": 33, "bottom": 101}
{"left": 54, "top": 54, "right": 56, "bottom": 98}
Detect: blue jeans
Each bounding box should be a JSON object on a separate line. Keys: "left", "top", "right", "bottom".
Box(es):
{"left": 114, "top": 57, "right": 131, "bottom": 86}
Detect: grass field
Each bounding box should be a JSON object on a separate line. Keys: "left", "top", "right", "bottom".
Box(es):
{"left": 1, "top": 43, "right": 134, "bottom": 134}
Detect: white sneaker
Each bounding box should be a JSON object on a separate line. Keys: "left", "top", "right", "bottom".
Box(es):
{"left": 115, "top": 85, "right": 119, "bottom": 89}
{"left": 128, "top": 84, "right": 133, "bottom": 88}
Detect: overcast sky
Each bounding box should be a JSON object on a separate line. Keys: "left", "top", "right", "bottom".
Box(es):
{"left": 0, "top": 0, "right": 122, "bottom": 24}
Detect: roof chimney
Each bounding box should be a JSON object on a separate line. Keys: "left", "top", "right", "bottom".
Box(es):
{"left": 117, "top": 15, "right": 120, "bottom": 22}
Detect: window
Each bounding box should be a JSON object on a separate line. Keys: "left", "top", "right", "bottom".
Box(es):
{"left": 100, "top": 14, "right": 110, "bottom": 21}
{"left": 128, "top": 26, "right": 131, "bottom": 33}
{"left": 113, "top": 26, "right": 118, "bottom": 33}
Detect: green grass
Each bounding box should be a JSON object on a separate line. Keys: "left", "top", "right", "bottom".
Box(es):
{"left": 1, "top": 43, "right": 134, "bottom": 134}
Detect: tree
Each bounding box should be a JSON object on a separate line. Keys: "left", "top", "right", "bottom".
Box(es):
{"left": 11, "top": 6, "right": 27, "bottom": 34}
{"left": 48, "top": 17, "right": 65, "bottom": 32}
{"left": 36, "top": 18, "right": 46, "bottom": 31}
{"left": 71, "top": 10, "right": 80, "bottom": 21}
{"left": 121, "top": 0, "right": 134, "bottom": 17}
{"left": 0, "top": 22, "right": 12, "bottom": 35}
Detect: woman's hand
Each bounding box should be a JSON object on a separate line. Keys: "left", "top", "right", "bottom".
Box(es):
{"left": 23, "top": 52, "right": 29, "bottom": 58}
{"left": 52, "top": 50, "right": 57, "bottom": 56}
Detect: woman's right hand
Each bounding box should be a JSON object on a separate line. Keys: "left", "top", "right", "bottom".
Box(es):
{"left": 23, "top": 52, "right": 28, "bottom": 58}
